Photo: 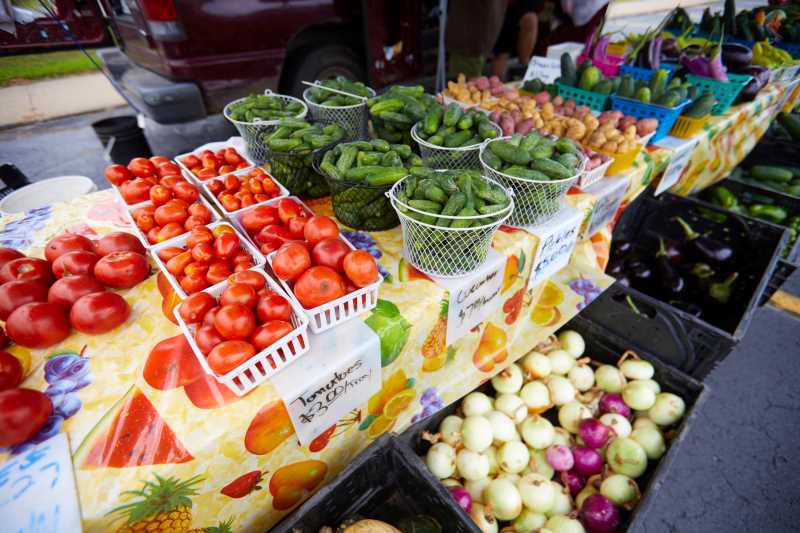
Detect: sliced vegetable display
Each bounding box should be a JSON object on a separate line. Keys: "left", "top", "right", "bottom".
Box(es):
{"left": 415, "top": 105, "right": 499, "bottom": 148}
{"left": 226, "top": 94, "right": 306, "bottom": 122}
{"left": 482, "top": 133, "right": 584, "bottom": 181}
{"left": 368, "top": 85, "right": 439, "bottom": 145}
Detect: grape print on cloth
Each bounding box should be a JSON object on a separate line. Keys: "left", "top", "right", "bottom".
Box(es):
{"left": 0, "top": 206, "right": 53, "bottom": 249}
{"left": 569, "top": 276, "right": 602, "bottom": 310}
{"left": 411, "top": 387, "right": 444, "bottom": 424}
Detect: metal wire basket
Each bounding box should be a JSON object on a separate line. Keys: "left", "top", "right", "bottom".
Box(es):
{"left": 479, "top": 136, "right": 584, "bottom": 227}
{"left": 411, "top": 122, "right": 501, "bottom": 170}
{"left": 387, "top": 175, "right": 513, "bottom": 277}
{"left": 302, "top": 84, "right": 376, "bottom": 141}
{"left": 223, "top": 90, "right": 308, "bottom": 164}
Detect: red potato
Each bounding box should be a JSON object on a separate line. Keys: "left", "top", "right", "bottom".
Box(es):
{"left": 636, "top": 118, "right": 659, "bottom": 137}
{"left": 534, "top": 91, "right": 551, "bottom": 106}
{"left": 515, "top": 119, "right": 534, "bottom": 135}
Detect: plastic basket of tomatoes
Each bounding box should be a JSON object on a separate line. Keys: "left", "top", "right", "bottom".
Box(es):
{"left": 173, "top": 268, "right": 309, "bottom": 396}
{"left": 175, "top": 139, "right": 254, "bottom": 183}
{"left": 150, "top": 222, "right": 265, "bottom": 299}
{"left": 104, "top": 155, "right": 186, "bottom": 206}
{"left": 202, "top": 167, "right": 288, "bottom": 216}
{"left": 125, "top": 191, "right": 220, "bottom": 248}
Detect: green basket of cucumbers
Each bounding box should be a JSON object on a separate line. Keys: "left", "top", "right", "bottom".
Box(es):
{"left": 368, "top": 84, "right": 439, "bottom": 146}
{"left": 263, "top": 118, "right": 347, "bottom": 198}
{"left": 388, "top": 169, "right": 514, "bottom": 277}
{"left": 317, "top": 139, "right": 424, "bottom": 230}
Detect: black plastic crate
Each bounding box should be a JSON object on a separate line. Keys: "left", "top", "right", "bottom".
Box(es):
{"left": 760, "top": 259, "right": 798, "bottom": 306}
{"left": 399, "top": 314, "right": 706, "bottom": 532}
{"left": 611, "top": 192, "right": 787, "bottom": 344}
{"left": 272, "top": 434, "right": 478, "bottom": 533}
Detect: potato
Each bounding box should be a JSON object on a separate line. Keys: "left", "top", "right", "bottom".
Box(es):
{"left": 618, "top": 140, "right": 632, "bottom": 153}
{"left": 583, "top": 114, "right": 599, "bottom": 131}
{"left": 541, "top": 102, "right": 555, "bottom": 120}
{"left": 636, "top": 118, "right": 659, "bottom": 137}
{"left": 602, "top": 140, "right": 619, "bottom": 152}
{"left": 553, "top": 95, "right": 564, "bottom": 106}
{"left": 474, "top": 76, "right": 490, "bottom": 91}
{"left": 624, "top": 124, "right": 637, "bottom": 140}
{"left": 534, "top": 91, "right": 551, "bottom": 106}
{"left": 619, "top": 115, "right": 637, "bottom": 130}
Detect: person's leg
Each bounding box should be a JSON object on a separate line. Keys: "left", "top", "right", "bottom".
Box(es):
{"left": 491, "top": 52, "right": 510, "bottom": 78}
{"left": 517, "top": 12, "right": 539, "bottom": 65}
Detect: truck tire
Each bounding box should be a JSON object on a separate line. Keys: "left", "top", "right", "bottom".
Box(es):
{"left": 281, "top": 44, "right": 366, "bottom": 98}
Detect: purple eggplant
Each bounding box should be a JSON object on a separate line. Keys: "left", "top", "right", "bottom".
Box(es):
{"left": 649, "top": 35, "right": 663, "bottom": 70}
{"left": 722, "top": 43, "right": 753, "bottom": 70}
{"left": 655, "top": 238, "right": 685, "bottom": 297}
{"left": 675, "top": 217, "right": 734, "bottom": 265}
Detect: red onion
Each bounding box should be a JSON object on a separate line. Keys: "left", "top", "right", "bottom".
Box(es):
{"left": 572, "top": 446, "right": 604, "bottom": 477}
{"left": 561, "top": 470, "right": 585, "bottom": 496}
{"left": 448, "top": 485, "right": 473, "bottom": 513}
{"left": 578, "top": 418, "right": 613, "bottom": 449}
{"left": 579, "top": 494, "right": 621, "bottom": 533}
{"left": 599, "top": 393, "right": 631, "bottom": 418}
{"left": 546, "top": 444, "right": 575, "bottom": 472}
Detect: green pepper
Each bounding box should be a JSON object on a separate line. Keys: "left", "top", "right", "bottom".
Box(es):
{"left": 748, "top": 204, "right": 788, "bottom": 224}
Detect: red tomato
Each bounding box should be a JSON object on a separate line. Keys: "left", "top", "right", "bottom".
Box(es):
{"left": 157, "top": 246, "right": 184, "bottom": 262}
{"left": 224, "top": 148, "right": 244, "bottom": 165}
{"left": 272, "top": 242, "right": 311, "bottom": 282}
{"left": 343, "top": 250, "right": 379, "bottom": 287}
{"left": 214, "top": 304, "right": 256, "bottom": 340}
{"left": 96, "top": 231, "right": 146, "bottom": 256}
{"left": 0, "top": 351, "right": 22, "bottom": 391}
{"left": 166, "top": 251, "right": 193, "bottom": 276}
{"left": 250, "top": 320, "right": 293, "bottom": 351}
{"left": 174, "top": 181, "right": 200, "bottom": 203}
{"left": 304, "top": 216, "right": 339, "bottom": 245}
{"left": 180, "top": 272, "right": 210, "bottom": 294}
{"left": 158, "top": 222, "right": 186, "bottom": 242}
{"left": 48, "top": 275, "right": 105, "bottom": 308}
{"left": 187, "top": 226, "right": 214, "bottom": 247}
{"left": 207, "top": 180, "right": 225, "bottom": 196}
{"left": 206, "top": 261, "right": 232, "bottom": 285}
{"left": 120, "top": 177, "right": 152, "bottom": 204}
{"left": 147, "top": 227, "right": 160, "bottom": 244}
{"left": 155, "top": 203, "right": 188, "bottom": 226}
{"left": 0, "top": 326, "right": 6, "bottom": 348}
{"left": 6, "top": 302, "right": 70, "bottom": 349}
{"left": 44, "top": 233, "right": 94, "bottom": 263}
{"left": 277, "top": 198, "right": 304, "bottom": 225}
{"left": 183, "top": 216, "right": 207, "bottom": 231}
{"left": 195, "top": 325, "right": 225, "bottom": 355}
{"left": 0, "top": 247, "right": 25, "bottom": 271}
{"left": 52, "top": 250, "right": 99, "bottom": 278}
{"left": 149, "top": 184, "right": 172, "bottom": 206}
{"left": 220, "top": 283, "right": 257, "bottom": 308}
{"left": 256, "top": 224, "right": 293, "bottom": 246}
{"left": 94, "top": 251, "right": 149, "bottom": 289}
{"left": 188, "top": 202, "right": 212, "bottom": 222}
{"left": 191, "top": 242, "right": 215, "bottom": 264}
{"left": 128, "top": 157, "right": 156, "bottom": 178}
{"left": 157, "top": 161, "right": 181, "bottom": 177}
{"left": 135, "top": 214, "right": 156, "bottom": 232}
{"left": 233, "top": 260, "right": 253, "bottom": 273}
{"left": 214, "top": 232, "right": 241, "bottom": 259}
{"left": 150, "top": 155, "right": 171, "bottom": 166}
{"left": 184, "top": 262, "right": 209, "bottom": 278}
{"left": 293, "top": 266, "right": 345, "bottom": 309}
{"left": 311, "top": 238, "right": 351, "bottom": 272}
{"left": 228, "top": 271, "right": 266, "bottom": 291}
{"left": 0, "top": 388, "right": 52, "bottom": 447}
{"left": 202, "top": 305, "right": 221, "bottom": 328}
{"left": 219, "top": 194, "right": 241, "bottom": 212}
{"left": 0, "top": 257, "right": 54, "bottom": 286}
{"left": 181, "top": 154, "right": 200, "bottom": 168}
{"left": 256, "top": 291, "right": 292, "bottom": 323}
{"left": 70, "top": 292, "right": 130, "bottom": 334}
{"left": 105, "top": 164, "right": 133, "bottom": 186}
{"left": 0, "top": 280, "right": 48, "bottom": 320}
{"left": 132, "top": 204, "right": 155, "bottom": 219}
{"left": 287, "top": 215, "right": 308, "bottom": 238}
{"left": 160, "top": 175, "right": 185, "bottom": 189}
{"left": 197, "top": 168, "right": 218, "bottom": 181}
{"left": 208, "top": 340, "right": 256, "bottom": 374}
{"left": 178, "top": 292, "right": 216, "bottom": 324}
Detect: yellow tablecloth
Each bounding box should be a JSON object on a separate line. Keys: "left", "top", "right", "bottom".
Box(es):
{"left": 0, "top": 189, "right": 613, "bottom": 532}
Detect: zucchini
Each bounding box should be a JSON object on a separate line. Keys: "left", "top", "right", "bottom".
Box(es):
{"left": 561, "top": 52, "right": 577, "bottom": 86}
{"left": 750, "top": 166, "right": 793, "bottom": 184}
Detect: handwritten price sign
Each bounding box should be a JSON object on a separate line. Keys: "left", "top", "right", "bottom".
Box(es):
{"left": 528, "top": 207, "right": 583, "bottom": 287}
{"left": 523, "top": 56, "right": 562, "bottom": 83}
{"left": 653, "top": 136, "right": 700, "bottom": 196}
{"left": 581, "top": 175, "right": 628, "bottom": 239}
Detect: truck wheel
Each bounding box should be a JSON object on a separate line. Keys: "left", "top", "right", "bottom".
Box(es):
{"left": 282, "top": 44, "right": 366, "bottom": 97}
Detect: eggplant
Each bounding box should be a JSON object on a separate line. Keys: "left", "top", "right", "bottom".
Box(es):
{"left": 674, "top": 217, "right": 734, "bottom": 265}
{"left": 686, "top": 262, "right": 716, "bottom": 295}
{"left": 627, "top": 260, "right": 653, "bottom": 289}
{"left": 663, "top": 239, "right": 685, "bottom": 265}
{"left": 654, "top": 238, "right": 685, "bottom": 297}
{"left": 607, "top": 261, "right": 625, "bottom": 277}
{"left": 708, "top": 272, "right": 739, "bottom": 305}
{"left": 734, "top": 66, "right": 769, "bottom": 103}
{"left": 662, "top": 38, "right": 680, "bottom": 60}
{"left": 722, "top": 43, "right": 753, "bottom": 70}
{"left": 612, "top": 240, "right": 633, "bottom": 259}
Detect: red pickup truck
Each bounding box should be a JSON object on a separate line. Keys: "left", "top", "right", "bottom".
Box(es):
{"left": 96, "top": 0, "right": 437, "bottom": 125}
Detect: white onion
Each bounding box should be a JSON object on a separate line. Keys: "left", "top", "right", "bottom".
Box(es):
{"left": 558, "top": 401, "right": 593, "bottom": 434}
{"left": 462, "top": 392, "right": 494, "bottom": 417}
{"left": 521, "top": 415, "right": 555, "bottom": 449}
{"left": 441, "top": 478, "right": 462, "bottom": 488}
{"left": 492, "top": 363, "right": 524, "bottom": 394}
{"left": 470, "top": 502, "right": 499, "bottom": 533}
{"left": 599, "top": 413, "right": 632, "bottom": 439}
{"left": 484, "top": 478, "right": 523, "bottom": 521}
{"left": 426, "top": 443, "right": 456, "bottom": 479}
{"left": 498, "top": 440, "right": 530, "bottom": 474}
{"left": 439, "top": 415, "right": 463, "bottom": 447}
{"left": 620, "top": 358, "right": 654, "bottom": 380}
{"left": 606, "top": 437, "right": 648, "bottom": 478}
{"left": 486, "top": 446, "right": 500, "bottom": 476}
{"left": 552, "top": 427, "right": 573, "bottom": 447}
{"left": 600, "top": 474, "right": 638, "bottom": 506}
{"left": 575, "top": 484, "right": 597, "bottom": 508}
{"left": 495, "top": 394, "right": 528, "bottom": 424}
{"left": 547, "top": 482, "right": 573, "bottom": 516}
{"left": 637, "top": 378, "right": 661, "bottom": 395}
{"left": 545, "top": 515, "right": 586, "bottom": 533}
{"left": 487, "top": 410, "right": 519, "bottom": 444}
{"left": 456, "top": 449, "right": 491, "bottom": 480}
{"left": 462, "top": 416, "right": 494, "bottom": 452}
{"left": 521, "top": 352, "right": 552, "bottom": 380}
{"left": 568, "top": 364, "right": 595, "bottom": 392}
{"left": 497, "top": 471, "right": 522, "bottom": 485}
{"left": 465, "top": 477, "right": 492, "bottom": 504}
{"left": 633, "top": 417, "right": 658, "bottom": 430}
{"left": 648, "top": 392, "right": 686, "bottom": 426}
{"left": 517, "top": 473, "right": 555, "bottom": 513}
{"left": 595, "top": 365, "right": 626, "bottom": 393}
{"left": 631, "top": 426, "right": 666, "bottom": 460}
{"left": 622, "top": 380, "right": 657, "bottom": 411}
{"left": 547, "top": 376, "right": 576, "bottom": 406}
{"left": 527, "top": 448, "right": 555, "bottom": 479}
{"left": 548, "top": 350, "right": 575, "bottom": 375}
{"left": 557, "top": 330, "right": 585, "bottom": 358}
{"left": 520, "top": 380, "right": 553, "bottom": 413}
{"left": 513, "top": 509, "right": 547, "bottom": 532}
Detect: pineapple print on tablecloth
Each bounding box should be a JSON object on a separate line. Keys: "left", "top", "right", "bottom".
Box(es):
{"left": 109, "top": 474, "right": 202, "bottom": 533}
{"left": 420, "top": 298, "right": 448, "bottom": 372}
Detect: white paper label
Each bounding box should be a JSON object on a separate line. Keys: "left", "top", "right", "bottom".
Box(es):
{"left": 528, "top": 208, "right": 583, "bottom": 286}
{"left": 653, "top": 136, "right": 700, "bottom": 196}
{"left": 523, "top": 56, "right": 562, "bottom": 83}
{"left": 0, "top": 433, "right": 82, "bottom": 532}
{"left": 583, "top": 176, "right": 628, "bottom": 238}
{"left": 428, "top": 248, "right": 505, "bottom": 346}
{"left": 271, "top": 320, "right": 381, "bottom": 445}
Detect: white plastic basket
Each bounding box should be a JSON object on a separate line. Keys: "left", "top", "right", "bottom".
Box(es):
{"left": 302, "top": 83, "right": 375, "bottom": 141}
{"left": 201, "top": 167, "right": 289, "bottom": 217}
{"left": 123, "top": 194, "right": 221, "bottom": 249}
{"left": 266, "top": 235, "right": 381, "bottom": 334}
{"left": 577, "top": 156, "right": 614, "bottom": 189}
{"left": 387, "top": 174, "right": 514, "bottom": 278}
{"left": 173, "top": 267, "right": 309, "bottom": 396}
{"left": 479, "top": 135, "right": 584, "bottom": 227}
{"left": 223, "top": 91, "right": 308, "bottom": 163}
{"left": 411, "top": 121, "right": 501, "bottom": 170}
{"left": 150, "top": 220, "right": 265, "bottom": 299}
{"left": 175, "top": 137, "right": 257, "bottom": 184}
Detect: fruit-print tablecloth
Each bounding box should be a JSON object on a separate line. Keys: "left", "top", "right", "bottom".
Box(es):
{"left": 0, "top": 188, "right": 614, "bottom": 532}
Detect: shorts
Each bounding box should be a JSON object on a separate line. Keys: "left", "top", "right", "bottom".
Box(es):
{"left": 493, "top": 0, "right": 542, "bottom": 56}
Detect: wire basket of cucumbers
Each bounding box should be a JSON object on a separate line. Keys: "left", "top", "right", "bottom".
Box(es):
{"left": 479, "top": 133, "right": 585, "bottom": 226}
{"left": 387, "top": 169, "right": 513, "bottom": 277}
{"left": 317, "top": 139, "right": 425, "bottom": 231}
{"left": 223, "top": 90, "right": 308, "bottom": 163}
{"left": 263, "top": 119, "right": 347, "bottom": 198}
{"left": 411, "top": 103, "right": 501, "bottom": 170}
{"left": 302, "top": 77, "right": 376, "bottom": 141}
{"left": 368, "top": 84, "right": 440, "bottom": 146}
